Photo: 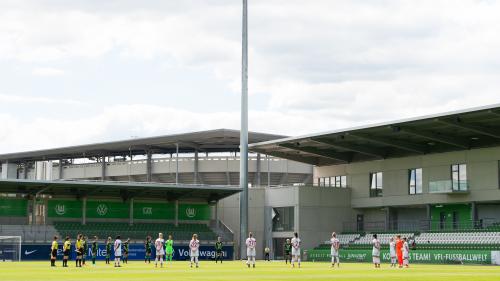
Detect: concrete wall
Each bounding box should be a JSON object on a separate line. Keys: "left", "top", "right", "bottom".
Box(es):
{"left": 217, "top": 186, "right": 354, "bottom": 258}
{"left": 477, "top": 204, "right": 500, "bottom": 222}
{"left": 216, "top": 188, "right": 266, "bottom": 259}
{"left": 298, "top": 186, "right": 355, "bottom": 250}
{"left": 315, "top": 146, "right": 500, "bottom": 208}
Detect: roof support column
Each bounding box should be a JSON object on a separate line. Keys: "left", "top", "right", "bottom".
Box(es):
{"left": 426, "top": 204, "right": 431, "bottom": 232}
{"left": 59, "top": 159, "right": 64, "bottom": 180}
{"left": 226, "top": 156, "right": 230, "bottom": 185}
{"left": 101, "top": 156, "right": 106, "bottom": 181}
{"left": 385, "top": 207, "right": 391, "bottom": 231}
{"left": 267, "top": 155, "right": 271, "bottom": 188}
{"left": 146, "top": 150, "right": 152, "bottom": 182}
{"left": 174, "top": 200, "right": 179, "bottom": 227}
{"left": 43, "top": 198, "right": 48, "bottom": 225}
{"left": 175, "top": 143, "right": 179, "bottom": 184}
{"left": 26, "top": 199, "right": 30, "bottom": 224}
{"left": 23, "top": 162, "right": 28, "bottom": 179}
{"left": 129, "top": 198, "right": 134, "bottom": 226}
{"left": 256, "top": 153, "right": 261, "bottom": 187}
{"left": 82, "top": 197, "right": 87, "bottom": 226}
{"left": 471, "top": 202, "right": 477, "bottom": 228}
{"left": 31, "top": 198, "right": 36, "bottom": 225}
{"left": 214, "top": 201, "right": 218, "bottom": 221}
{"left": 194, "top": 150, "right": 199, "bottom": 184}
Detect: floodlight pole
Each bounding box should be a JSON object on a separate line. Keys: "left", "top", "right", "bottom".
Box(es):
{"left": 239, "top": 0, "right": 249, "bottom": 260}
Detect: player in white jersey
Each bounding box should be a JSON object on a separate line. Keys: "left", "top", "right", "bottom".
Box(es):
{"left": 114, "top": 235, "right": 122, "bottom": 267}
{"left": 245, "top": 232, "right": 256, "bottom": 268}
{"left": 190, "top": 234, "right": 200, "bottom": 268}
{"left": 402, "top": 237, "right": 410, "bottom": 267}
{"left": 330, "top": 232, "right": 340, "bottom": 268}
{"left": 155, "top": 233, "right": 165, "bottom": 268}
{"left": 389, "top": 237, "right": 397, "bottom": 267}
{"left": 291, "top": 232, "right": 301, "bottom": 268}
{"left": 372, "top": 234, "right": 381, "bottom": 268}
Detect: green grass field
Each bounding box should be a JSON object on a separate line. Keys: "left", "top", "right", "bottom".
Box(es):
{"left": 1, "top": 261, "right": 499, "bottom": 281}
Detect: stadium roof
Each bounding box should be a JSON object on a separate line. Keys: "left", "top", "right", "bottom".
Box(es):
{"left": 249, "top": 103, "right": 500, "bottom": 166}
{"left": 0, "top": 129, "right": 285, "bottom": 163}
{"left": 0, "top": 179, "right": 241, "bottom": 202}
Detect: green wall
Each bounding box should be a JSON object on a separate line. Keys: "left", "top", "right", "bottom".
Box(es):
{"left": 47, "top": 200, "right": 83, "bottom": 218}
{"left": 178, "top": 204, "right": 211, "bottom": 221}
{"left": 86, "top": 201, "right": 130, "bottom": 219}
{"left": 47, "top": 200, "right": 211, "bottom": 221}
{"left": 133, "top": 202, "right": 175, "bottom": 220}
{"left": 430, "top": 204, "right": 472, "bottom": 230}
{"left": 0, "top": 198, "right": 27, "bottom": 217}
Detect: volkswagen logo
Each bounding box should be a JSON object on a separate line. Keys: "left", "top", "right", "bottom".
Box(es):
{"left": 185, "top": 207, "right": 196, "bottom": 218}
{"left": 55, "top": 204, "right": 66, "bottom": 216}
{"left": 96, "top": 204, "right": 108, "bottom": 216}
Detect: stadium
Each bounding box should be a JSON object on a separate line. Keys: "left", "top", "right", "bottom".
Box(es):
{"left": 2, "top": 1, "right": 500, "bottom": 281}
{"left": 1, "top": 105, "right": 500, "bottom": 267}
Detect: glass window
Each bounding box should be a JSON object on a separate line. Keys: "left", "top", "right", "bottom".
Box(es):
{"left": 272, "top": 207, "right": 294, "bottom": 232}
{"left": 329, "top": 175, "right": 348, "bottom": 188}
{"left": 409, "top": 168, "right": 422, "bottom": 195}
{"left": 370, "top": 172, "right": 383, "bottom": 197}
{"left": 451, "top": 164, "right": 467, "bottom": 191}
{"left": 341, "top": 176, "right": 347, "bottom": 188}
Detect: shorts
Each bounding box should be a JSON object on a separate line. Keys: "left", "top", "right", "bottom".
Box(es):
{"left": 292, "top": 248, "right": 300, "bottom": 256}
{"left": 246, "top": 248, "right": 256, "bottom": 257}
{"left": 166, "top": 248, "right": 174, "bottom": 255}
{"left": 64, "top": 250, "right": 70, "bottom": 256}
{"left": 51, "top": 249, "right": 57, "bottom": 258}
{"left": 331, "top": 250, "right": 339, "bottom": 257}
{"left": 190, "top": 249, "right": 199, "bottom": 257}
{"left": 373, "top": 256, "right": 380, "bottom": 264}
{"left": 145, "top": 251, "right": 151, "bottom": 256}
{"left": 216, "top": 250, "right": 223, "bottom": 256}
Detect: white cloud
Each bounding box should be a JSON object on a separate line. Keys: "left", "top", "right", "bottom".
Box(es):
{"left": 32, "top": 67, "right": 65, "bottom": 76}
{"left": 1, "top": 1, "right": 500, "bottom": 153}
{"left": 0, "top": 104, "right": 327, "bottom": 153}
{"left": 0, "top": 94, "right": 84, "bottom": 105}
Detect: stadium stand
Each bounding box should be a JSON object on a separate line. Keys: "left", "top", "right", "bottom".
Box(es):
{"left": 414, "top": 232, "right": 500, "bottom": 250}
{"left": 311, "top": 231, "right": 500, "bottom": 251}
{"left": 352, "top": 233, "right": 414, "bottom": 245}
{"left": 53, "top": 222, "right": 218, "bottom": 241}
{"left": 313, "top": 234, "right": 362, "bottom": 250}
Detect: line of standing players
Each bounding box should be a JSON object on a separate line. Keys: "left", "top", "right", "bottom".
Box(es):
{"left": 50, "top": 232, "right": 226, "bottom": 267}
{"left": 371, "top": 234, "right": 411, "bottom": 268}
{"left": 50, "top": 234, "right": 131, "bottom": 267}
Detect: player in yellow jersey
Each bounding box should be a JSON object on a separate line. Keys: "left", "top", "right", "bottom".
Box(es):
{"left": 75, "top": 234, "right": 83, "bottom": 267}
{"left": 50, "top": 236, "right": 58, "bottom": 267}
{"left": 63, "top": 236, "right": 71, "bottom": 267}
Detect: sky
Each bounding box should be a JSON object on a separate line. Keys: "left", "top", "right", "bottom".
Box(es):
{"left": 1, "top": 0, "right": 500, "bottom": 153}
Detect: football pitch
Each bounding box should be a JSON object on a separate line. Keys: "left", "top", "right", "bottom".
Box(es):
{"left": 1, "top": 261, "right": 499, "bottom": 281}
